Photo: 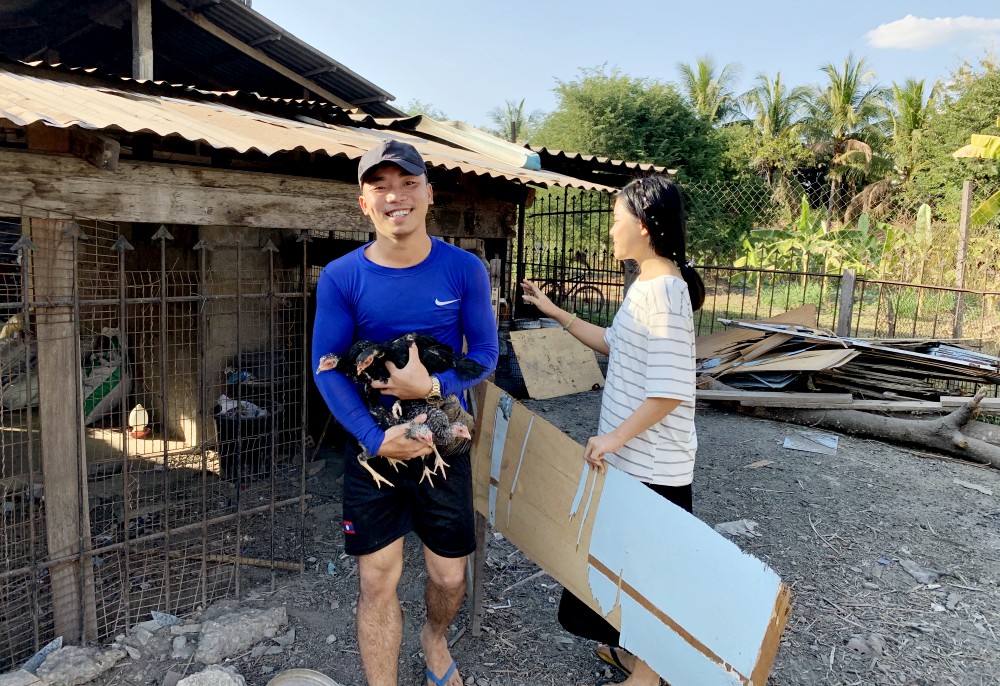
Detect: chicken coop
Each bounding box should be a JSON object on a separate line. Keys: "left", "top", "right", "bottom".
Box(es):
{"left": 0, "top": 58, "right": 607, "bottom": 668}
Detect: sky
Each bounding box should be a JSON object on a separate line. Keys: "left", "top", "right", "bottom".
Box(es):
{"left": 250, "top": 1, "right": 1000, "bottom": 128}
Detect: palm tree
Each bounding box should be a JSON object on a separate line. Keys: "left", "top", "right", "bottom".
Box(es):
{"left": 488, "top": 98, "right": 544, "bottom": 143}
{"left": 738, "top": 72, "right": 811, "bottom": 212}
{"left": 802, "top": 54, "right": 887, "bottom": 221}
{"left": 844, "top": 78, "right": 939, "bottom": 221}
{"left": 676, "top": 56, "right": 742, "bottom": 123}
{"left": 886, "top": 78, "right": 939, "bottom": 181}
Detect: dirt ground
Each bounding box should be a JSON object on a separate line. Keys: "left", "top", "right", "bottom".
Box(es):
{"left": 96, "top": 390, "right": 1000, "bottom": 686}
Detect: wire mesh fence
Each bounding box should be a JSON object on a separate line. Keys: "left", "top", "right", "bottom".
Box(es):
{"left": 0, "top": 204, "right": 310, "bottom": 670}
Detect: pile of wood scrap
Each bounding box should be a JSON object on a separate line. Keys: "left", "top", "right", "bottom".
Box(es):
{"left": 695, "top": 306, "right": 1000, "bottom": 468}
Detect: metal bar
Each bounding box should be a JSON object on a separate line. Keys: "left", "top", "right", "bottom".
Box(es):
{"left": 33, "top": 291, "right": 307, "bottom": 308}
{"left": 156, "top": 226, "right": 172, "bottom": 613}
{"left": 69, "top": 221, "right": 88, "bottom": 642}
{"left": 299, "top": 231, "right": 310, "bottom": 576}
{"left": 266, "top": 239, "right": 277, "bottom": 590}
{"left": 0, "top": 497, "right": 308, "bottom": 582}
{"left": 234, "top": 235, "right": 244, "bottom": 598}
{"left": 115, "top": 234, "right": 133, "bottom": 635}
{"left": 16, "top": 220, "right": 40, "bottom": 653}
{"left": 196, "top": 239, "right": 211, "bottom": 610}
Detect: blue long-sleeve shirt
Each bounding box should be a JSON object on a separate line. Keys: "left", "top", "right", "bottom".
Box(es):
{"left": 312, "top": 238, "right": 499, "bottom": 456}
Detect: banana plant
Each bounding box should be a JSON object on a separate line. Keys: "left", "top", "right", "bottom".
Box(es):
{"left": 952, "top": 117, "right": 1000, "bottom": 225}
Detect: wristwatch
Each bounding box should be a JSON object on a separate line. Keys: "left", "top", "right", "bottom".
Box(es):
{"left": 426, "top": 375, "right": 442, "bottom": 401}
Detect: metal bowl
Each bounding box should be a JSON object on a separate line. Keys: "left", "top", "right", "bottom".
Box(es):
{"left": 265, "top": 669, "right": 343, "bottom": 686}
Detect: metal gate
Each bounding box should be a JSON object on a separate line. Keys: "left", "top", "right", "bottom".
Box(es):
{"left": 515, "top": 188, "right": 620, "bottom": 325}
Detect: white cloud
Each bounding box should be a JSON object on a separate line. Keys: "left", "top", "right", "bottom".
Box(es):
{"left": 866, "top": 14, "right": 1000, "bottom": 50}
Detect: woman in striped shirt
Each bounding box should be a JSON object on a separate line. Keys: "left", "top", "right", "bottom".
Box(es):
{"left": 521, "top": 176, "right": 704, "bottom": 685}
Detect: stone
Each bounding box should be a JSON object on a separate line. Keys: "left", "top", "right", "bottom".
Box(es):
{"left": 35, "top": 647, "right": 125, "bottom": 686}
{"left": 0, "top": 670, "right": 43, "bottom": 686}
{"left": 194, "top": 607, "right": 287, "bottom": 665}
{"left": 176, "top": 666, "right": 246, "bottom": 686}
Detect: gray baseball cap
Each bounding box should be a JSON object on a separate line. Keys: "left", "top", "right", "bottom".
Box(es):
{"left": 357, "top": 139, "right": 428, "bottom": 186}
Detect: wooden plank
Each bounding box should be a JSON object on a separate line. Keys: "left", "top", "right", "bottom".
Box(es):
{"left": 471, "top": 382, "right": 790, "bottom": 685}
{"left": 31, "top": 218, "right": 97, "bottom": 643}
{"left": 850, "top": 399, "right": 944, "bottom": 411}
{"left": 507, "top": 327, "right": 604, "bottom": 399}
{"left": 696, "top": 390, "right": 854, "bottom": 407}
{"left": 836, "top": 268, "right": 856, "bottom": 337}
{"left": 0, "top": 149, "right": 515, "bottom": 236}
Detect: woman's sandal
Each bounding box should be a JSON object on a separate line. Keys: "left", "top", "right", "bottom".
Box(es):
{"left": 596, "top": 644, "right": 632, "bottom": 677}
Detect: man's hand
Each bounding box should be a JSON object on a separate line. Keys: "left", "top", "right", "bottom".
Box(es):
{"left": 377, "top": 414, "right": 432, "bottom": 460}
{"left": 370, "top": 342, "right": 433, "bottom": 400}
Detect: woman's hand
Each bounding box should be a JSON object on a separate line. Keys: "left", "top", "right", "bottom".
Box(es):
{"left": 583, "top": 432, "right": 625, "bottom": 473}
{"left": 370, "top": 343, "right": 432, "bottom": 400}
{"left": 520, "top": 279, "right": 558, "bottom": 317}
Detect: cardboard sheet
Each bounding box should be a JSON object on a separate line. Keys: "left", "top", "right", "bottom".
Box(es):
{"left": 471, "top": 382, "right": 791, "bottom": 686}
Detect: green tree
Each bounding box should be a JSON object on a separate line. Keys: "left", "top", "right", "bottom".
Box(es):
{"left": 736, "top": 72, "right": 813, "bottom": 215}
{"left": 532, "top": 65, "right": 741, "bottom": 257}
{"left": 802, "top": 54, "right": 887, "bottom": 222}
{"left": 487, "top": 98, "right": 544, "bottom": 143}
{"left": 907, "top": 54, "right": 1000, "bottom": 224}
{"left": 676, "top": 56, "right": 742, "bottom": 123}
{"left": 533, "top": 65, "right": 721, "bottom": 179}
{"left": 404, "top": 99, "right": 448, "bottom": 120}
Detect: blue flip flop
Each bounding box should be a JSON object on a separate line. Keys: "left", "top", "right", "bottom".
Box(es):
{"left": 425, "top": 661, "right": 457, "bottom": 686}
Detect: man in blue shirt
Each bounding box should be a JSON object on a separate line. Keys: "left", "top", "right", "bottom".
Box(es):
{"left": 312, "top": 139, "right": 498, "bottom": 686}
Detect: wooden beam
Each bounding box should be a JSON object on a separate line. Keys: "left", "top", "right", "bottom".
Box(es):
{"left": 70, "top": 130, "right": 120, "bottom": 171}
{"left": 158, "top": 0, "right": 355, "bottom": 109}
{"left": 31, "top": 218, "right": 98, "bottom": 643}
{"left": 0, "top": 149, "right": 517, "bottom": 236}
{"left": 131, "top": 0, "right": 154, "bottom": 80}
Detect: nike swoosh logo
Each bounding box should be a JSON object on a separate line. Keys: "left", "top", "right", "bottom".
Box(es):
{"left": 435, "top": 298, "right": 460, "bottom": 306}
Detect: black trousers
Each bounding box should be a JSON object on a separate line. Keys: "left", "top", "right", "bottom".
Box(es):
{"left": 557, "top": 481, "right": 693, "bottom": 646}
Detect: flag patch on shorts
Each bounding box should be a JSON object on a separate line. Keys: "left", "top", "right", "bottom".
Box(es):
{"left": 342, "top": 520, "right": 356, "bottom": 534}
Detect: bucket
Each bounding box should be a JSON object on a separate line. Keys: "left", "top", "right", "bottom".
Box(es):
{"left": 266, "top": 669, "right": 344, "bottom": 686}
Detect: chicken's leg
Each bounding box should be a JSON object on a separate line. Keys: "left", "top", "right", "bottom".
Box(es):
{"left": 357, "top": 451, "right": 394, "bottom": 489}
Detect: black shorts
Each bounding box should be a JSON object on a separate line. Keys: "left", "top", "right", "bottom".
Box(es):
{"left": 341, "top": 445, "right": 475, "bottom": 558}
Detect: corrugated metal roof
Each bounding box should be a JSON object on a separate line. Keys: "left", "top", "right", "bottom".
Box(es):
{"left": 528, "top": 146, "right": 672, "bottom": 175}
{"left": 195, "top": 0, "right": 399, "bottom": 114}
{"left": 0, "top": 0, "right": 403, "bottom": 117}
{"left": 0, "top": 65, "right": 614, "bottom": 192}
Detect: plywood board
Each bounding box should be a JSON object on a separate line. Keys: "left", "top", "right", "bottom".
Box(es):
{"left": 507, "top": 327, "right": 605, "bottom": 399}
{"left": 696, "top": 305, "right": 817, "bottom": 360}
{"left": 471, "top": 382, "right": 791, "bottom": 686}
{"left": 721, "top": 348, "right": 859, "bottom": 374}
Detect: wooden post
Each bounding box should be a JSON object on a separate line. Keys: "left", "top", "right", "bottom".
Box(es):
{"left": 131, "top": 0, "right": 153, "bottom": 80}
{"left": 31, "top": 218, "right": 97, "bottom": 643}
{"left": 954, "top": 180, "right": 973, "bottom": 339}
{"left": 469, "top": 511, "right": 488, "bottom": 637}
{"left": 836, "top": 268, "right": 856, "bottom": 338}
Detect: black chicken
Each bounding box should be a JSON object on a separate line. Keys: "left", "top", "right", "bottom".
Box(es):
{"left": 316, "top": 332, "right": 483, "bottom": 487}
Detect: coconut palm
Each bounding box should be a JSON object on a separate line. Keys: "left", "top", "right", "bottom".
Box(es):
{"left": 802, "top": 54, "right": 887, "bottom": 222}
{"left": 676, "top": 56, "right": 742, "bottom": 123}
{"left": 738, "top": 72, "right": 812, "bottom": 213}
{"left": 844, "top": 78, "right": 939, "bottom": 221}
{"left": 488, "top": 98, "right": 544, "bottom": 143}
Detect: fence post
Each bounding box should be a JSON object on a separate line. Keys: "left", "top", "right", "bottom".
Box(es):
{"left": 836, "top": 268, "right": 856, "bottom": 338}
{"left": 954, "top": 179, "right": 973, "bottom": 339}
